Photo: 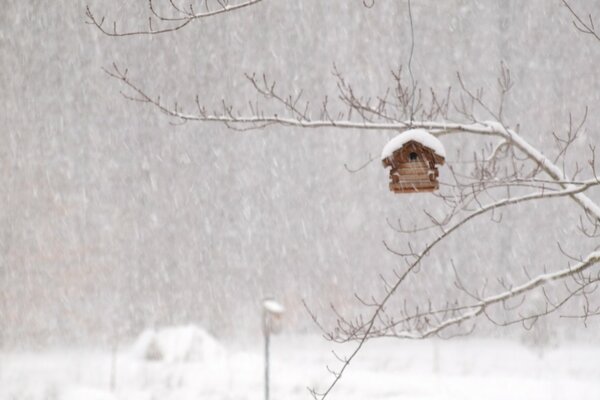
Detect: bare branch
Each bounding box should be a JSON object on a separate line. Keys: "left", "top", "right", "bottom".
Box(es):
{"left": 561, "top": 0, "right": 600, "bottom": 41}
{"left": 85, "top": 0, "right": 264, "bottom": 37}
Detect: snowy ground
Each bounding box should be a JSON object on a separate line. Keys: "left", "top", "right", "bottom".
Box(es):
{"left": 2, "top": 332, "right": 599, "bottom": 400}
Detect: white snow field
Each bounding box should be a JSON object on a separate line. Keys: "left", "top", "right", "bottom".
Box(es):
{"left": 1, "top": 330, "right": 599, "bottom": 400}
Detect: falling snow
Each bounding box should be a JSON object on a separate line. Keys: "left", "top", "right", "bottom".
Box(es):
{"left": 2, "top": 1, "right": 600, "bottom": 399}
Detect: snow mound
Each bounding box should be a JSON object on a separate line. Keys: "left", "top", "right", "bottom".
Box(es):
{"left": 381, "top": 129, "right": 446, "bottom": 160}
{"left": 131, "top": 325, "right": 225, "bottom": 363}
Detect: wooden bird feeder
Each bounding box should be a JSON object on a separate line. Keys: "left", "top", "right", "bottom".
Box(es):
{"left": 381, "top": 129, "right": 446, "bottom": 193}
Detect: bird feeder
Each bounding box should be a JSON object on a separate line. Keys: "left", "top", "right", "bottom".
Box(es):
{"left": 381, "top": 129, "right": 446, "bottom": 193}
{"left": 262, "top": 298, "right": 285, "bottom": 335}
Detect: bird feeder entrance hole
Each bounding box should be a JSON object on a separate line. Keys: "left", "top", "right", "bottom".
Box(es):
{"left": 381, "top": 129, "right": 446, "bottom": 194}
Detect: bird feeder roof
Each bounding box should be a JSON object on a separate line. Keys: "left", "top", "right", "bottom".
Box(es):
{"left": 263, "top": 299, "right": 285, "bottom": 315}
{"left": 381, "top": 129, "right": 446, "bottom": 160}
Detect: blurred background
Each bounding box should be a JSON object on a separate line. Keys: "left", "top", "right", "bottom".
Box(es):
{"left": 1, "top": 0, "right": 600, "bottom": 350}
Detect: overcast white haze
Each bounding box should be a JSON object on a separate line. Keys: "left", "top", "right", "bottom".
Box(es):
{"left": 2, "top": 1, "right": 600, "bottom": 399}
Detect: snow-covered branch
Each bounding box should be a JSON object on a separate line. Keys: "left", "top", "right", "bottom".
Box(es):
{"left": 411, "top": 251, "right": 600, "bottom": 339}
{"left": 485, "top": 121, "right": 600, "bottom": 220}
{"left": 105, "top": 63, "right": 600, "bottom": 221}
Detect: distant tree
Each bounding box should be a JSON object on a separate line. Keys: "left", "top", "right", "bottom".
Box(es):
{"left": 87, "top": 1, "right": 600, "bottom": 398}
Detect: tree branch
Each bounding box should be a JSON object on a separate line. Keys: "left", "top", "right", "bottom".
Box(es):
{"left": 85, "top": 0, "right": 264, "bottom": 37}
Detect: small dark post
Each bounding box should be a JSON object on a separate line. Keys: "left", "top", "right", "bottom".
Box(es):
{"left": 264, "top": 323, "right": 270, "bottom": 400}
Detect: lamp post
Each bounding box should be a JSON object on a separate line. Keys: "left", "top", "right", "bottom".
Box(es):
{"left": 262, "top": 298, "right": 284, "bottom": 400}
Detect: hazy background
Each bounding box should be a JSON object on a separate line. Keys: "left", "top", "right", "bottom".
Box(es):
{"left": 1, "top": 0, "right": 600, "bottom": 347}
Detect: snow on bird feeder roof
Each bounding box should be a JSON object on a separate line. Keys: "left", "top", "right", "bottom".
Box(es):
{"left": 262, "top": 299, "right": 285, "bottom": 315}
{"left": 381, "top": 129, "right": 446, "bottom": 160}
